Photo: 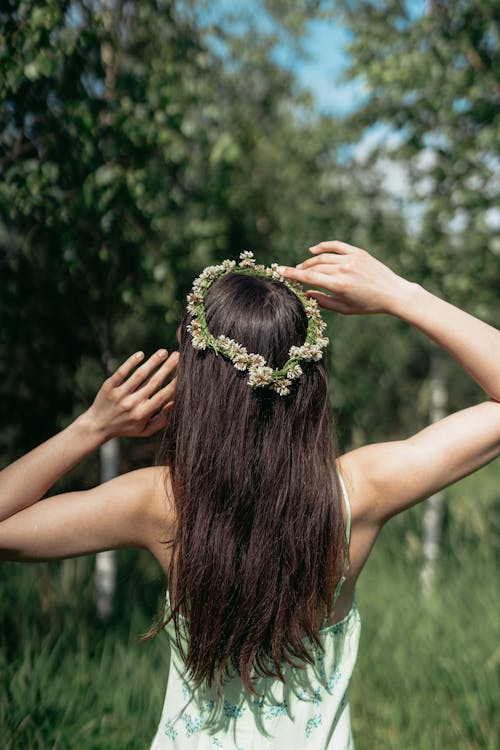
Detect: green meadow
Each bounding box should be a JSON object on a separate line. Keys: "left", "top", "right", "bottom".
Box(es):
{"left": 1, "top": 462, "right": 499, "bottom": 750}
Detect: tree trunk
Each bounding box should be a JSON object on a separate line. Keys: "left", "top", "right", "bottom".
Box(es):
{"left": 95, "top": 437, "right": 120, "bottom": 620}
{"left": 420, "top": 348, "right": 448, "bottom": 597}
{"left": 94, "top": 329, "right": 119, "bottom": 620}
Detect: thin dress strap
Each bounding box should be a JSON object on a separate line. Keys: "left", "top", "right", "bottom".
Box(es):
{"left": 331, "top": 471, "right": 351, "bottom": 606}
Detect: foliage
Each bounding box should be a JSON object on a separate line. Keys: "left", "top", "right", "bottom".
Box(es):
{"left": 0, "top": 0, "right": 210, "bottom": 452}
{"left": 339, "top": 0, "right": 500, "bottom": 312}
{"left": 0, "top": 0, "right": 411, "bottom": 467}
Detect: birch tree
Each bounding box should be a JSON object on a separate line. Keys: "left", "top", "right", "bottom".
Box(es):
{"left": 337, "top": 0, "right": 500, "bottom": 588}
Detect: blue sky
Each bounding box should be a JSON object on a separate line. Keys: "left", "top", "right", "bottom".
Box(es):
{"left": 279, "top": 19, "right": 367, "bottom": 116}
{"left": 200, "top": 0, "right": 426, "bottom": 118}
{"left": 200, "top": 2, "right": 365, "bottom": 117}
{"left": 282, "top": 0, "right": 427, "bottom": 116}
{"left": 198, "top": 2, "right": 478, "bottom": 223}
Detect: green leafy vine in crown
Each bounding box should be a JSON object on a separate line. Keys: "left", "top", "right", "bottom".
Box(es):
{"left": 186, "top": 251, "right": 329, "bottom": 396}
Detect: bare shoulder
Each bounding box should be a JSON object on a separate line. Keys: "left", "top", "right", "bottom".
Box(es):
{"left": 336, "top": 451, "right": 379, "bottom": 527}
{"left": 336, "top": 452, "right": 383, "bottom": 582}
{"left": 129, "top": 465, "right": 176, "bottom": 533}
{"left": 99, "top": 465, "right": 176, "bottom": 553}
{"left": 103, "top": 465, "right": 169, "bottom": 514}
{"left": 104, "top": 465, "right": 175, "bottom": 574}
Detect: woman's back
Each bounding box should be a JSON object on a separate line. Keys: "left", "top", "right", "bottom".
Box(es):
{"left": 150, "top": 477, "right": 360, "bottom": 750}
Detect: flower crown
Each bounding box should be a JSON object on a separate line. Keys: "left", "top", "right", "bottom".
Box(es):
{"left": 186, "top": 251, "right": 329, "bottom": 396}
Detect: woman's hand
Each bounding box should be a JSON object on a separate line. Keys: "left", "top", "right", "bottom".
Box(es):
{"left": 85, "top": 349, "right": 179, "bottom": 441}
{"left": 0, "top": 348, "right": 178, "bottom": 525}
{"left": 279, "top": 240, "right": 411, "bottom": 315}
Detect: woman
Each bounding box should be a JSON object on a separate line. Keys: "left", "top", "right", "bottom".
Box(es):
{"left": 1, "top": 240, "right": 499, "bottom": 749}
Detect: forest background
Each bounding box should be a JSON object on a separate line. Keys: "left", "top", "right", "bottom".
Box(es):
{"left": 0, "top": 1, "right": 499, "bottom": 748}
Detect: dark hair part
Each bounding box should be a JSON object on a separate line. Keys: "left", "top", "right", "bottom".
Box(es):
{"left": 156, "top": 272, "right": 345, "bottom": 693}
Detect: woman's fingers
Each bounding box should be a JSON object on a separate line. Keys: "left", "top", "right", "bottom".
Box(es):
{"left": 117, "top": 349, "right": 170, "bottom": 394}
{"left": 145, "top": 376, "right": 177, "bottom": 413}
{"left": 136, "top": 352, "right": 179, "bottom": 400}
{"left": 306, "top": 290, "right": 353, "bottom": 314}
{"left": 279, "top": 265, "right": 335, "bottom": 289}
{"left": 296, "top": 253, "right": 346, "bottom": 270}
{"left": 282, "top": 240, "right": 399, "bottom": 316}
{"left": 89, "top": 349, "right": 178, "bottom": 440}
{"left": 141, "top": 401, "right": 175, "bottom": 437}
{"left": 107, "top": 351, "right": 145, "bottom": 387}
{"left": 309, "top": 240, "right": 358, "bottom": 255}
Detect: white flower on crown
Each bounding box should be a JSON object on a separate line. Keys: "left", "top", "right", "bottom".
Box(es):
{"left": 239, "top": 250, "right": 256, "bottom": 268}
{"left": 232, "top": 342, "right": 248, "bottom": 356}
{"left": 191, "top": 334, "right": 207, "bottom": 350}
{"left": 215, "top": 335, "right": 234, "bottom": 349}
{"left": 286, "top": 364, "right": 303, "bottom": 381}
{"left": 269, "top": 263, "right": 284, "bottom": 281}
{"left": 200, "top": 265, "right": 219, "bottom": 281}
{"left": 233, "top": 352, "right": 250, "bottom": 371}
{"left": 288, "top": 344, "right": 303, "bottom": 359}
{"left": 248, "top": 353, "right": 266, "bottom": 368}
{"left": 288, "top": 342, "right": 323, "bottom": 361}
{"left": 272, "top": 379, "right": 291, "bottom": 396}
{"left": 308, "top": 344, "right": 323, "bottom": 361}
{"left": 248, "top": 365, "right": 274, "bottom": 388}
{"left": 305, "top": 303, "right": 323, "bottom": 326}
{"left": 186, "top": 294, "right": 203, "bottom": 313}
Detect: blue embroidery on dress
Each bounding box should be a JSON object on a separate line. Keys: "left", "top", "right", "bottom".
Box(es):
{"left": 223, "top": 699, "right": 246, "bottom": 718}
{"left": 327, "top": 667, "right": 341, "bottom": 691}
{"left": 181, "top": 712, "right": 205, "bottom": 737}
{"left": 252, "top": 697, "right": 265, "bottom": 709}
{"left": 265, "top": 701, "right": 288, "bottom": 719}
{"left": 165, "top": 718, "right": 178, "bottom": 740}
{"left": 296, "top": 685, "right": 322, "bottom": 704}
{"left": 212, "top": 739, "right": 223, "bottom": 747}
{"left": 316, "top": 650, "right": 326, "bottom": 680}
{"left": 305, "top": 712, "right": 322, "bottom": 738}
{"left": 312, "top": 687, "right": 322, "bottom": 705}
{"left": 182, "top": 681, "right": 192, "bottom": 700}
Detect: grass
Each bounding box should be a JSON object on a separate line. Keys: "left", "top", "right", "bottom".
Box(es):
{"left": 1, "top": 462, "right": 499, "bottom": 749}
{"left": 352, "top": 463, "right": 500, "bottom": 750}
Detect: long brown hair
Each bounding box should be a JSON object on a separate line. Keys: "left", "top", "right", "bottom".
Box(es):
{"left": 158, "top": 270, "right": 346, "bottom": 693}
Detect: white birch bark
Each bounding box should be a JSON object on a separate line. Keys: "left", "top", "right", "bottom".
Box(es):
{"left": 420, "top": 349, "right": 448, "bottom": 597}
{"left": 95, "top": 437, "right": 119, "bottom": 620}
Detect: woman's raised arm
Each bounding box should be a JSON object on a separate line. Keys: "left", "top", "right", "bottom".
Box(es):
{"left": 0, "top": 349, "right": 178, "bottom": 561}
{"left": 279, "top": 241, "right": 500, "bottom": 524}
{"left": 280, "top": 240, "right": 500, "bottom": 402}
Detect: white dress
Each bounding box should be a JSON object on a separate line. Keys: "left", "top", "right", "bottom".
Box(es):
{"left": 150, "top": 476, "right": 360, "bottom": 750}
